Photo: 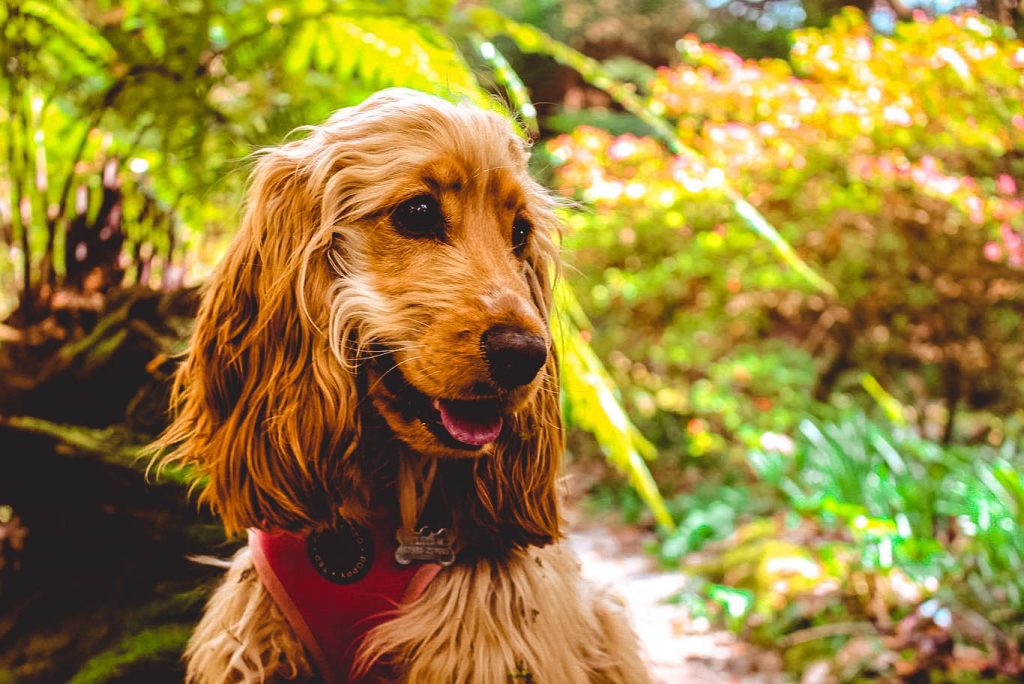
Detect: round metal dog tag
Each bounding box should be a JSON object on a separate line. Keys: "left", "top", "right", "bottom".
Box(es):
{"left": 307, "top": 520, "right": 374, "bottom": 584}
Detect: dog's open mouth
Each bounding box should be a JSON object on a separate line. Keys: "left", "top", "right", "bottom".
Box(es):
{"left": 372, "top": 350, "right": 505, "bottom": 450}
{"left": 434, "top": 398, "right": 503, "bottom": 447}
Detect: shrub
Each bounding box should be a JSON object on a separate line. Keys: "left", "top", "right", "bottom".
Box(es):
{"left": 548, "top": 10, "right": 1024, "bottom": 455}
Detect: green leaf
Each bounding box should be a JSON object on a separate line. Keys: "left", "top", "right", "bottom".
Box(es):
{"left": 860, "top": 373, "right": 907, "bottom": 425}
{"left": 284, "top": 21, "right": 317, "bottom": 74}
{"left": 22, "top": 0, "right": 116, "bottom": 65}
{"left": 554, "top": 282, "right": 675, "bottom": 531}
{"left": 69, "top": 624, "right": 192, "bottom": 684}
{"left": 317, "top": 17, "right": 486, "bottom": 105}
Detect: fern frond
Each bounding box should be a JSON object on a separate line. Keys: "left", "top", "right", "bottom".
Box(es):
{"left": 23, "top": 0, "right": 116, "bottom": 65}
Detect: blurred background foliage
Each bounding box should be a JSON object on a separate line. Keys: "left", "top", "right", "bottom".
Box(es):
{"left": 1, "top": 0, "right": 1023, "bottom": 681}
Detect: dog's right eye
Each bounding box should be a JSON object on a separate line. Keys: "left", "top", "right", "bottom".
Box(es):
{"left": 391, "top": 195, "right": 445, "bottom": 239}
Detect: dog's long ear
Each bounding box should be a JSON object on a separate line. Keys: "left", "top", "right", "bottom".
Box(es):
{"left": 462, "top": 202, "right": 565, "bottom": 554}
{"left": 151, "top": 143, "right": 366, "bottom": 536}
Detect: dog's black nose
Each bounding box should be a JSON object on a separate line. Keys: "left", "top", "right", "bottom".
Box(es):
{"left": 481, "top": 325, "right": 547, "bottom": 388}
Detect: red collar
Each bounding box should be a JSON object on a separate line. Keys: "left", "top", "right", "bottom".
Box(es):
{"left": 249, "top": 517, "right": 442, "bottom": 683}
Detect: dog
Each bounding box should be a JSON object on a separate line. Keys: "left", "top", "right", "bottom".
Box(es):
{"left": 154, "top": 88, "right": 648, "bottom": 683}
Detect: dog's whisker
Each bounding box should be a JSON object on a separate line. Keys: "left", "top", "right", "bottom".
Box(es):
{"left": 358, "top": 355, "right": 426, "bottom": 404}
{"left": 337, "top": 337, "right": 421, "bottom": 358}
{"left": 353, "top": 346, "right": 419, "bottom": 361}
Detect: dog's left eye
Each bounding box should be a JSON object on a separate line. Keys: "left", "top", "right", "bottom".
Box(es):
{"left": 392, "top": 195, "right": 445, "bottom": 239}
{"left": 512, "top": 217, "right": 532, "bottom": 255}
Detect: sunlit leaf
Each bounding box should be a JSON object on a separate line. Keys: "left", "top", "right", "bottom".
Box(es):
{"left": 22, "top": 0, "right": 116, "bottom": 65}
{"left": 553, "top": 282, "right": 674, "bottom": 531}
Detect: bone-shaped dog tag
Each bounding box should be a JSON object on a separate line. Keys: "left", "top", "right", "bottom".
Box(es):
{"left": 395, "top": 526, "right": 456, "bottom": 566}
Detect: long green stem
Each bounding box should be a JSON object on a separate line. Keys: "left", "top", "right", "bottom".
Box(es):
{"left": 467, "top": 33, "right": 539, "bottom": 137}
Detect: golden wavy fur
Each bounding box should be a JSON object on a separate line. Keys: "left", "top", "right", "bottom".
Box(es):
{"left": 154, "top": 88, "right": 648, "bottom": 683}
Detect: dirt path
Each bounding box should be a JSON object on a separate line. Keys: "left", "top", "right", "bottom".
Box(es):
{"left": 567, "top": 516, "right": 783, "bottom": 683}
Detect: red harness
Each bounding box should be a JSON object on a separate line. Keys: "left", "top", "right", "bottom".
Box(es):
{"left": 249, "top": 518, "right": 442, "bottom": 683}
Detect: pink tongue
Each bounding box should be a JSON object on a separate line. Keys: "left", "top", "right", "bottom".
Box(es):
{"left": 436, "top": 399, "right": 503, "bottom": 446}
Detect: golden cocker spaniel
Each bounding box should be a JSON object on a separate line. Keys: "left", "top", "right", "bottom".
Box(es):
{"left": 155, "top": 88, "right": 648, "bottom": 683}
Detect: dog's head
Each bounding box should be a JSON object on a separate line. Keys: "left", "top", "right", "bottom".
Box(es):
{"left": 158, "top": 89, "right": 563, "bottom": 549}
